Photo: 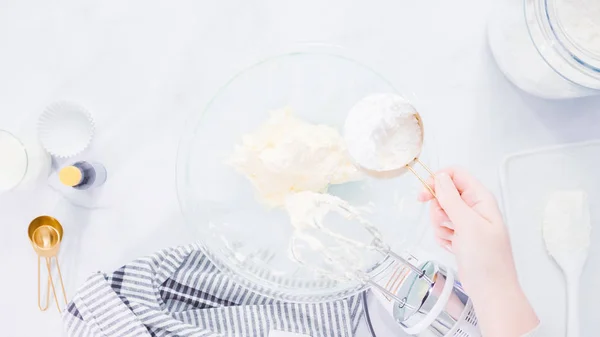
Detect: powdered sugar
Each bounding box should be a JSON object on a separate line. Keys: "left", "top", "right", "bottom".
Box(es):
{"left": 343, "top": 93, "right": 423, "bottom": 172}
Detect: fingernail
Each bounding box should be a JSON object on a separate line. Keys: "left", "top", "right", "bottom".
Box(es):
{"left": 442, "top": 221, "right": 454, "bottom": 229}
{"left": 445, "top": 244, "right": 453, "bottom": 253}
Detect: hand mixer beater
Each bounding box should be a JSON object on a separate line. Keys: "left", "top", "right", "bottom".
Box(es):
{"left": 288, "top": 191, "right": 479, "bottom": 337}
{"left": 290, "top": 93, "right": 481, "bottom": 337}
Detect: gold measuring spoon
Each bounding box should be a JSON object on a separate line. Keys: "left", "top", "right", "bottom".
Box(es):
{"left": 27, "top": 216, "right": 68, "bottom": 312}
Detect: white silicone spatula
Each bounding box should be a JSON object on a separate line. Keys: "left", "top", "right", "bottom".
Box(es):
{"left": 543, "top": 190, "right": 591, "bottom": 337}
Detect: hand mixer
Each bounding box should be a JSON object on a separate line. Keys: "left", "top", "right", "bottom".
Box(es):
{"left": 290, "top": 93, "right": 481, "bottom": 337}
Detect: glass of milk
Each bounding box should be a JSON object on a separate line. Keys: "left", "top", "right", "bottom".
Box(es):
{"left": 488, "top": 0, "right": 600, "bottom": 99}
{"left": 0, "top": 129, "right": 51, "bottom": 193}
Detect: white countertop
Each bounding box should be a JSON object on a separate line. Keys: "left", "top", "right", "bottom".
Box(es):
{"left": 1, "top": 0, "right": 599, "bottom": 336}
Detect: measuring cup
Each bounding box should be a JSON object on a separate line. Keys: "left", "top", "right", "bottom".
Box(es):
{"left": 343, "top": 93, "right": 436, "bottom": 196}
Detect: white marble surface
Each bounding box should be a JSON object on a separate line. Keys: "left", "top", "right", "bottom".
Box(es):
{"left": 1, "top": 0, "right": 599, "bottom": 336}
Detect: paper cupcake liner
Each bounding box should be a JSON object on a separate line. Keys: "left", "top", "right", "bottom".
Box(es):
{"left": 38, "top": 101, "right": 95, "bottom": 158}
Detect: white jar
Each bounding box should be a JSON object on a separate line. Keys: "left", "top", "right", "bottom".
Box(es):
{"left": 0, "top": 129, "right": 51, "bottom": 193}
{"left": 488, "top": 0, "right": 600, "bottom": 99}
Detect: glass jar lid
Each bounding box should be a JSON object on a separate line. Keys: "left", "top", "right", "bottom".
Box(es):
{"left": 526, "top": 0, "right": 600, "bottom": 89}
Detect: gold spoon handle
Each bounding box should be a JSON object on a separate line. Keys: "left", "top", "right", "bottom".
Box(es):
{"left": 37, "top": 256, "right": 50, "bottom": 311}
{"left": 406, "top": 158, "right": 436, "bottom": 198}
{"left": 38, "top": 256, "right": 68, "bottom": 313}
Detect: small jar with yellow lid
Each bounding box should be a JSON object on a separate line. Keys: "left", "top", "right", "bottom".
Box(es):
{"left": 59, "top": 161, "right": 106, "bottom": 190}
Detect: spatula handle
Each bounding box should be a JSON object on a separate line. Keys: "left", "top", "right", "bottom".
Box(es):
{"left": 566, "top": 274, "right": 580, "bottom": 337}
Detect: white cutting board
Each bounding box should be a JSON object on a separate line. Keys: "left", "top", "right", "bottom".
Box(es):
{"left": 501, "top": 140, "right": 600, "bottom": 337}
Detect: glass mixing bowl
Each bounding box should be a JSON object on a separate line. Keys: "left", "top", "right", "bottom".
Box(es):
{"left": 177, "top": 45, "right": 435, "bottom": 303}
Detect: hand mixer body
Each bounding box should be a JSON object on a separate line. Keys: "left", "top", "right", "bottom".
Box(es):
{"left": 386, "top": 261, "right": 481, "bottom": 337}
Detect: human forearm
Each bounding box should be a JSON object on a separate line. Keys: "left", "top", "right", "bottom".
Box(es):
{"left": 470, "top": 280, "right": 539, "bottom": 337}
{"left": 421, "top": 170, "right": 540, "bottom": 337}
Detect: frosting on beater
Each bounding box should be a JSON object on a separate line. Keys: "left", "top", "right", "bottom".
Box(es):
{"left": 285, "top": 191, "right": 382, "bottom": 280}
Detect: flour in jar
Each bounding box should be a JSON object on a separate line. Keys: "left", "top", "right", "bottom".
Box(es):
{"left": 344, "top": 93, "right": 422, "bottom": 172}
{"left": 556, "top": 0, "right": 600, "bottom": 55}
{"left": 487, "top": 0, "right": 600, "bottom": 99}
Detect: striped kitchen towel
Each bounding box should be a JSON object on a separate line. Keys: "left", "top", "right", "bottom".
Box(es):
{"left": 62, "top": 243, "right": 364, "bottom": 337}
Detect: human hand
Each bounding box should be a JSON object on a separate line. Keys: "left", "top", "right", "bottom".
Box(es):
{"left": 418, "top": 167, "right": 539, "bottom": 337}
{"left": 417, "top": 167, "right": 514, "bottom": 297}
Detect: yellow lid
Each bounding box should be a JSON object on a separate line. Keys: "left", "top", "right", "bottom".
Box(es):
{"left": 59, "top": 166, "right": 83, "bottom": 187}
